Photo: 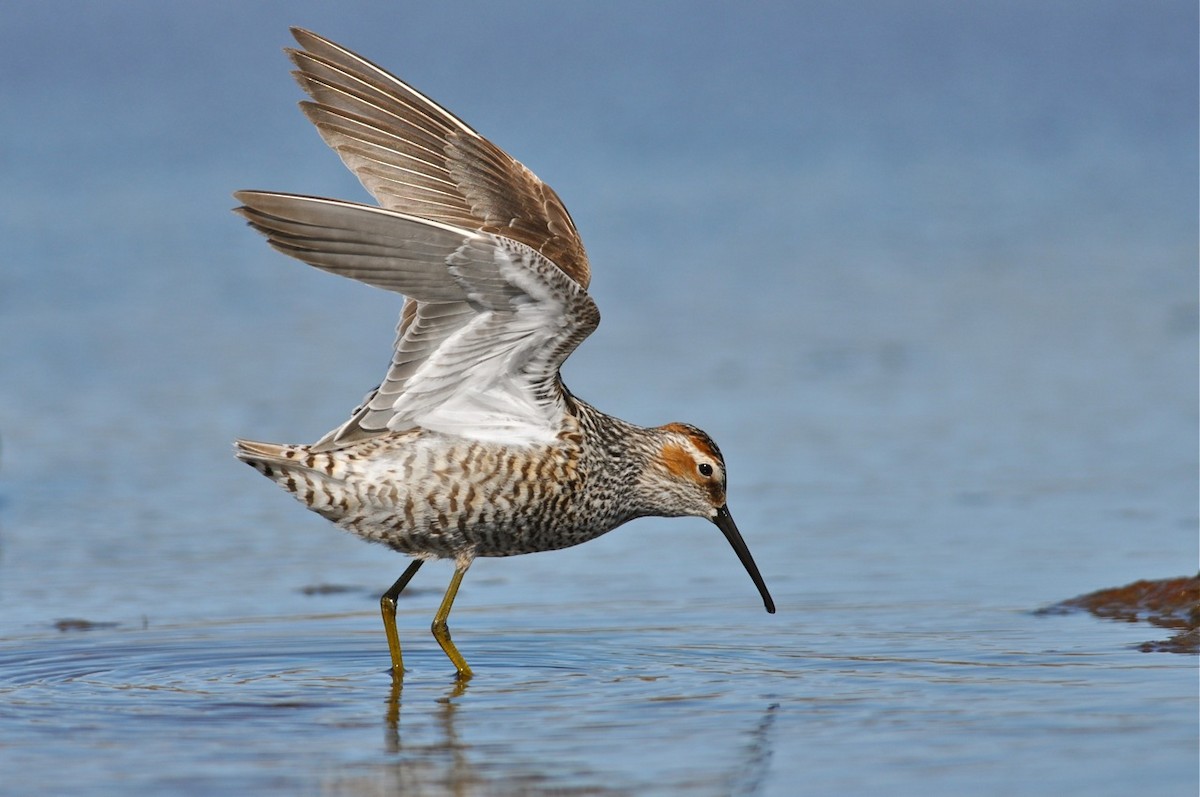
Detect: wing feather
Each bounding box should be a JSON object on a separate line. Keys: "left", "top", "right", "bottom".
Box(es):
{"left": 238, "top": 30, "right": 601, "bottom": 449}
{"left": 235, "top": 192, "right": 599, "bottom": 446}
{"left": 287, "top": 28, "right": 591, "bottom": 289}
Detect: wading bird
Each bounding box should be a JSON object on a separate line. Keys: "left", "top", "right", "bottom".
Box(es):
{"left": 235, "top": 29, "right": 775, "bottom": 680}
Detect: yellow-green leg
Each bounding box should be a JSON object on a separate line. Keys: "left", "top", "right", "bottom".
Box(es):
{"left": 380, "top": 559, "right": 424, "bottom": 678}
{"left": 432, "top": 562, "right": 473, "bottom": 680}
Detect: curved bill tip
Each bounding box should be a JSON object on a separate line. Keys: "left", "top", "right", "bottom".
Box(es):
{"left": 713, "top": 505, "right": 776, "bottom": 614}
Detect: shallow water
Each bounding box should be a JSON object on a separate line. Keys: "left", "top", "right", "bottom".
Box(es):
{"left": 1, "top": 2, "right": 1197, "bottom": 795}
{"left": 0, "top": 588, "right": 1192, "bottom": 795}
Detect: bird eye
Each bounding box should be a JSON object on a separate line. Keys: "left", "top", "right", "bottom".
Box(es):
{"left": 698, "top": 463, "right": 714, "bottom": 477}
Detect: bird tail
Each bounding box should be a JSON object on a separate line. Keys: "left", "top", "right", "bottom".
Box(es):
{"left": 234, "top": 438, "right": 349, "bottom": 520}
{"left": 233, "top": 438, "right": 309, "bottom": 475}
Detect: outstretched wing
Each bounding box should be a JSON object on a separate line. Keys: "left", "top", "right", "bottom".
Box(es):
{"left": 261, "top": 29, "right": 594, "bottom": 449}
{"left": 235, "top": 191, "right": 599, "bottom": 446}
{"left": 286, "top": 28, "right": 591, "bottom": 290}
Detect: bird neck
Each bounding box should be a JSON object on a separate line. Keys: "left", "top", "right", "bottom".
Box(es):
{"left": 570, "top": 395, "right": 670, "bottom": 523}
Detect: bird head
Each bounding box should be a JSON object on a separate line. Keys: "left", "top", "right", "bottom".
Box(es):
{"left": 645, "top": 423, "right": 776, "bottom": 614}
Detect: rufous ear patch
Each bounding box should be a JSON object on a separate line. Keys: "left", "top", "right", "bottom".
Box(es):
{"left": 661, "top": 442, "right": 699, "bottom": 482}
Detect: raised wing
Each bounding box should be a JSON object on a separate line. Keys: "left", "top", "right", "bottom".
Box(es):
{"left": 286, "top": 27, "right": 591, "bottom": 290}
{"left": 235, "top": 191, "right": 599, "bottom": 446}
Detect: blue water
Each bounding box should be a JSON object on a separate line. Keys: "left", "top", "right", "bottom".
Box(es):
{"left": 0, "top": 2, "right": 1196, "bottom": 795}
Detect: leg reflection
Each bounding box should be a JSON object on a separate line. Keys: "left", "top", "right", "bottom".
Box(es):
{"left": 383, "top": 672, "right": 470, "bottom": 747}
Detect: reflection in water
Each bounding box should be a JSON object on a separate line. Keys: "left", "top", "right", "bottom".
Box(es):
{"left": 383, "top": 679, "right": 472, "bottom": 790}
{"left": 368, "top": 678, "right": 624, "bottom": 797}
{"left": 726, "top": 703, "right": 780, "bottom": 797}
{"left": 318, "top": 680, "right": 783, "bottom": 796}
{"left": 0, "top": 616, "right": 783, "bottom": 796}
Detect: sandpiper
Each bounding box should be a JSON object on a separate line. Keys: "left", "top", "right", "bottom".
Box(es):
{"left": 234, "top": 28, "right": 775, "bottom": 680}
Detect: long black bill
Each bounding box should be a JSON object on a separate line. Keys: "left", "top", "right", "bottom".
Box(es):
{"left": 713, "top": 505, "right": 776, "bottom": 614}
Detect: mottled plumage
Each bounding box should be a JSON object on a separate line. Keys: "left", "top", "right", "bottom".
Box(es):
{"left": 235, "top": 29, "right": 774, "bottom": 680}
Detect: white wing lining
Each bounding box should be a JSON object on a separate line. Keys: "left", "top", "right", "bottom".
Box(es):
{"left": 235, "top": 191, "right": 599, "bottom": 445}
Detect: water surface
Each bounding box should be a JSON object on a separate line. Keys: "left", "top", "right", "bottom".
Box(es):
{"left": 0, "top": 2, "right": 1196, "bottom": 795}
